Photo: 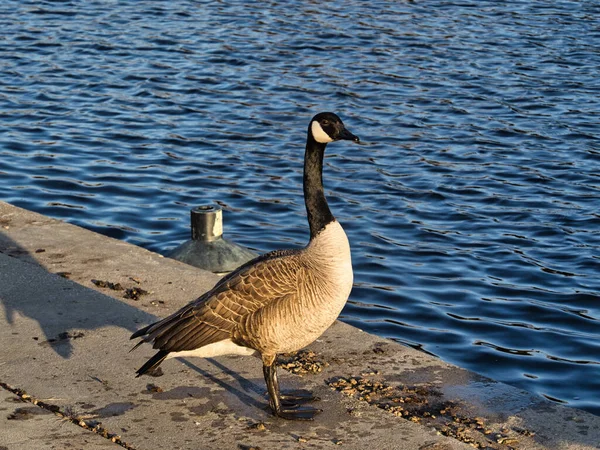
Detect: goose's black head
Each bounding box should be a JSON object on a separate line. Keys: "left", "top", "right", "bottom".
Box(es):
{"left": 309, "top": 112, "right": 360, "bottom": 144}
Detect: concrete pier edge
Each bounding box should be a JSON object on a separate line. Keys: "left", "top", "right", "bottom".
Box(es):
{"left": 0, "top": 201, "right": 598, "bottom": 450}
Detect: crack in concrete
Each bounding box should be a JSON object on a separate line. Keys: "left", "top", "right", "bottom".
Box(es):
{"left": 0, "top": 380, "right": 136, "bottom": 450}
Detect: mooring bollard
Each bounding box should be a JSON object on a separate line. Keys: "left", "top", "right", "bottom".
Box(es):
{"left": 167, "top": 205, "right": 258, "bottom": 274}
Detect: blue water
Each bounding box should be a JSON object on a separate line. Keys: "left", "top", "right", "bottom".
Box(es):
{"left": 1, "top": 0, "right": 599, "bottom": 414}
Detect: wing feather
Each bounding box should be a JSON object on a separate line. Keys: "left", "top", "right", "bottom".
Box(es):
{"left": 131, "top": 249, "right": 304, "bottom": 353}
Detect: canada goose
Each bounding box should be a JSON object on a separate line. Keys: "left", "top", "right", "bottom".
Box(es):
{"left": 131, "top": 112, "right": 360, "bottom": 420}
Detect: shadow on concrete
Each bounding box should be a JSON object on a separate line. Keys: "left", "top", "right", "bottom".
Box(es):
{"left": 180, "top": 358, "right": 266, "bottom": 411}
{"left": 0, "top": 243, "right": 155, "bottom": 358}
{"left": 0, "top": 224, "right": 154, "bottom": 357}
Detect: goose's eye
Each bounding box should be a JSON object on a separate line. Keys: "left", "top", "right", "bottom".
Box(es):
{"left": 321, "top": 120, "right": 330, "bottom": 126}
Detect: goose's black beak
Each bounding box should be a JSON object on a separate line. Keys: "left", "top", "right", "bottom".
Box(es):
{"left": 338, "top": 128, "right": 360, "bottom": 143}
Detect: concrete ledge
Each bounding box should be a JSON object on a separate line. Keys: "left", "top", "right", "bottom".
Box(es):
{"left": 0, "top": 201, "right": 598, "bottom": 450}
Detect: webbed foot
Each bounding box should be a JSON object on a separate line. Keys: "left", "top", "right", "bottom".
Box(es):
{"left": 280, "top": 390, "right": 319, "bottom": 406}
{"left": 273, "top": 404, "right": 322, "bottom": 421}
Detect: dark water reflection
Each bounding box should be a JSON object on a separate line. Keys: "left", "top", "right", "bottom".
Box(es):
{"left": 1, "top": 0, "right": 599, "bottom": 414}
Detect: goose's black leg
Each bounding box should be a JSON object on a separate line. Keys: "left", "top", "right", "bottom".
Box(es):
{"left": 271, "top": 365, "right": 319, "bottom": 406}
{"left": 263, "top": 360, "right": 322, "bottom": 420}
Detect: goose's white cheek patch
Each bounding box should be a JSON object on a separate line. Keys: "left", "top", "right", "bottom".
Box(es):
{"left": 311, "top": 121, "right": 334, "bottom": 143}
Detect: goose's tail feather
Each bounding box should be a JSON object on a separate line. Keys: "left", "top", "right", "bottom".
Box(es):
{"left": 135, "top": 350, "right": 169, "bottom": 377}
{"left": 130, "top": 322, "right": 154, "bottom": 340}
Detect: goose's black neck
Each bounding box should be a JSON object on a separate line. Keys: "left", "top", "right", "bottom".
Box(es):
{"left": 304, "top": 134, "right": 334, "bottom": 240}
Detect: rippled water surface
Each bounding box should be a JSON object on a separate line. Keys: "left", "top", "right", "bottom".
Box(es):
{"left": 1, "top": 0, "right": 599, "bottom": 414}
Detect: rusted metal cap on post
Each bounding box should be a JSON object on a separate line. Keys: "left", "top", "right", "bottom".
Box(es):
{"left": 191, "top": 205, "right": 223, "bottom": 242}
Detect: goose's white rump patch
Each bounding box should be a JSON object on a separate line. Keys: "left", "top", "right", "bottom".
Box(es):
{"left": 311, "top": 121, "right": 333, "bottom": 143}
{"left": 166, "top": 339, "right": 258, "bottom": 359}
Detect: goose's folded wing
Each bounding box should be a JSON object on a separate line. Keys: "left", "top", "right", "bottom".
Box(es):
{"left": 133, "top": 249, "right": 304, "bottom": 352}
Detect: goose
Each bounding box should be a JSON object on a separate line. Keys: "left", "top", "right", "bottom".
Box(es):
{"left": 131, "top": 112, "right": 360, "bottom": 420}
